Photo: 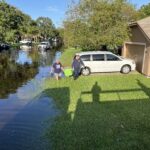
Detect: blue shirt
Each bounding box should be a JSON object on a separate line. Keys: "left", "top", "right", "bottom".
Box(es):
{"left": 53, "top": 63, "right": 62, "bottom": 73}
{"left": 72, "top": 59, "right": 84, "bottom": 69}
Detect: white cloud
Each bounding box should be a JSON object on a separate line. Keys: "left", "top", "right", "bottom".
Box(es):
{"left": 47, "top": 6, "right": 59, "bottom": 12}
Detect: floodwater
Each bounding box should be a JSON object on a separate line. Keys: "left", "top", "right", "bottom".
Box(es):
{"left": 0, "top": 47, "right": 61, "bottom": 150}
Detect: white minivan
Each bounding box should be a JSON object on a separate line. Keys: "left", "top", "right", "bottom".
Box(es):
{"left": 77, "top": 51, "right": 136, "bottom": 75}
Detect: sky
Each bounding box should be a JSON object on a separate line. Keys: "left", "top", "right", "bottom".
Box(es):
{"left": 5, "top": 0, "right": 150, "bottom": 28}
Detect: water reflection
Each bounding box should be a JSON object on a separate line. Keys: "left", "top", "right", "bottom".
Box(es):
{"left": 20, "top": 45, "right": 32, "bottom": 51}
{"left": 0, "top": 50, "right": 38, "bottom": 99}
{"left": 0, "top": 49, "right": 55, "bottom": 99}
{"left": 16, "top": 51, "right": 32, "bottom": 64}
{"left": 0, "top": 47, "right": 59, "bottom": 149}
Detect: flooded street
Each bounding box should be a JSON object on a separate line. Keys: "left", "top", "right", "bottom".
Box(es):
{"left": 0, "top": 47, "right": 61, "bottom": 150}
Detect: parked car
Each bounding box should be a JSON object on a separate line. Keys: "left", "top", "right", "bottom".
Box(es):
{"left": 0, "top": 42, "right": 10, "bottom": 51}
{"left": 38, "top": 41, "right": 51, "bottom": 51}
{"left": 20, "top": 39, "right": 32, "bottom": 45}
{"left": 50, "top": 36, "right": 63, "bottom": 48}
{"left": 76, "top": 51, "right": 136, "bottom": 75}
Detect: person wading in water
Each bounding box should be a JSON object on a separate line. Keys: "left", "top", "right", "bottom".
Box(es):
{"left": 53, "top": 59, "right": 63, "bottom": 80}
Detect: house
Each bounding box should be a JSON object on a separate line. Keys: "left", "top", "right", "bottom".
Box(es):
{"left": 122, "top": 17, "right": 150, "bottom": 77}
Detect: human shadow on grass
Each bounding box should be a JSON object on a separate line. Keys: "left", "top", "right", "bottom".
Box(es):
{"left": 81, "top": 82, "right": 101, "bottom": 103}
{"left": 45, "top": 80, "right": 150, "bottom": 150}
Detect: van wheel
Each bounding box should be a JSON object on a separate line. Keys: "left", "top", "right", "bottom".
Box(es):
{"left": 81, "top": 67, "right": 91, "bottom": 76}
{"left": 121, "top": 65, "right": 131, "bottom": 74}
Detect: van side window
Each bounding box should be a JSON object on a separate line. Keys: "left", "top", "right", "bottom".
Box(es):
{"left": 80, "top": 55, "right": 91, "bottom": 61}
{"left": 92, "top": 54, "right": 105, "bottom": 61}
{"left": 106, "top": 54, "right": 120, "bottom": 61}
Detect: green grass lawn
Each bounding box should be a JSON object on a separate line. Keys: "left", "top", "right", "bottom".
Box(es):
{"left": 44, "top": 48, "right": 150, "bottom": 150}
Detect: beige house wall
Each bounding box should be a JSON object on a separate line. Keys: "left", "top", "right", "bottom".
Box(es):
{"left": 124, "top": 43, "right": 145, "bottom": 72}
{"left": 123, "top": 25, "right": 150, "bottom": 76}
{"left": 130, "top": 25, "right": 150, "bottom": 47}
{"left": 143, "top": 47, "right": 150, "bottom": 76}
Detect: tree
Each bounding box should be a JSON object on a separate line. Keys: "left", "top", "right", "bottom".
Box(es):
{"left": 139, "top": 3, "right": 150, "bottom": 19}
{"left": 0, "top": 2, "right": 24, "bottom": 31}
{"left": 64, "top": 0, "right": 138, "bottom": 50}
{"left": 0, "top": 1, "right": 59, "bottom": 43}
{"left": 36, "top": 17, "right": 55, "bottom": 40}
{"left": 0, "top": 1, "right": 34, "bottom": 43}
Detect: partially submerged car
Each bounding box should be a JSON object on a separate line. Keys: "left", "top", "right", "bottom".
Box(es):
{"left": 20, "top": 39, "right": 32, "bottom": 45}
{"left": 76, "top": 51, "right": 136, "bottom": 75}
{"left": 0, "top": 42, "right": 10, "bottom": 51}
{"left": 38, "top": 41, "right": 52, "bottom": 51}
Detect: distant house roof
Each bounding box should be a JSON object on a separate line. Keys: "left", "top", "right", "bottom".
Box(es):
{"left": 129, "top": 17, "right": 150, "bottom": 42}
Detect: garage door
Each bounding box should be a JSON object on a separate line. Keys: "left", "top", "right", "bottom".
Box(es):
{"left": 125, "top": 43, "right": 145, "bottom": 72}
